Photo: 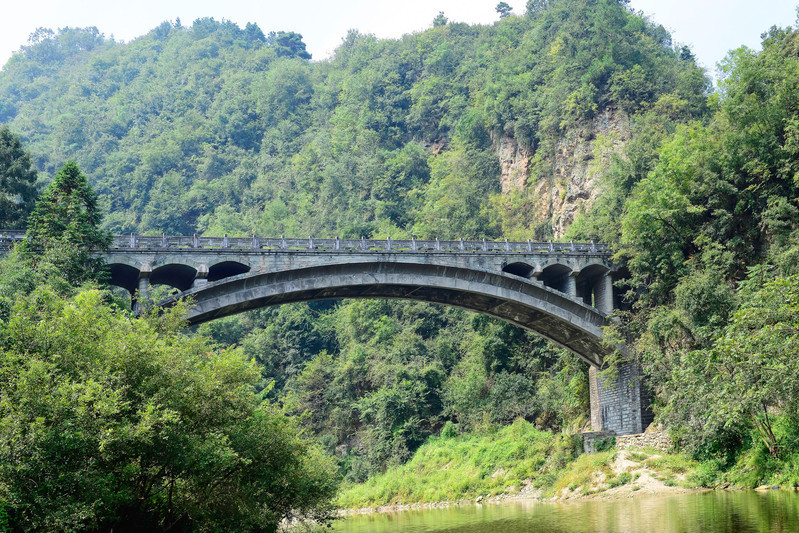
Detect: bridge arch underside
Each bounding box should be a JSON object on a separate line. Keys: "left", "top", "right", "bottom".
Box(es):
{"left": 173, "top": 262, "right": 615, "bottom": 368}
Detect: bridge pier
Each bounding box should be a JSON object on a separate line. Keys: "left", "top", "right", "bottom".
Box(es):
{"left": 133, "top": 266, "right": 151, "bottom": 315}
{"left": 587, "top": 271, "right": 651, "bottom": 435}
{"left": 565, "top": 270, "right": 578, "bottom": 298}
{"left": 192, "top": 264, "right": 209, "bottom": 289}
{"left": 589, "top": 362, "right": 653, "bottom": 435}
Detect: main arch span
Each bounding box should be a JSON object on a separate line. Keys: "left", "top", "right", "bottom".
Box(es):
{"left": 177, "top": 261, "right": 613, "bottom": 368}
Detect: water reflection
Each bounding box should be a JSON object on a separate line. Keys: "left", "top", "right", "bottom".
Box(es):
{"left": 334, "top": 491, "right": 799, "bottom": 533}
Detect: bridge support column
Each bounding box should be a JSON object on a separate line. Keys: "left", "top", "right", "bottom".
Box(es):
{"left": 587, "top": 270, "right": 652, "bottom": 434}
{"left": 192, "top": 265, "right": 209, "bottom": 289}
{"left": 133, "top": 266, "right": 151, "bottom": 315}
{"left": 594, "top": 271, "right": 614, "bottom": 314}
{"left": 589, "top": 362, "right": 653, "bottom": 435}
{"left": 565, "top": 271, "right": 578, "bottom": 298}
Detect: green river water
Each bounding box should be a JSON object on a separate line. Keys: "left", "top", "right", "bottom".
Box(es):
{"left": 333, "top": 491, "right": 799, "bottom": 532}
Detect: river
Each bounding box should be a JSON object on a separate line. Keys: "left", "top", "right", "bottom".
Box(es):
{"left": 333, "top": 491, "right": 799, "bottom": 532}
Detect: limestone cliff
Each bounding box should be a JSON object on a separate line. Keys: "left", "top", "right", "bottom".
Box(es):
{"left": 494, "top": 107, "right": 629, "bottom": 239}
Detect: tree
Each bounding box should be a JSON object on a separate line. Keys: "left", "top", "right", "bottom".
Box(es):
{"left": 266, "top": 31, "right": 311, "bottom": 59}
{"left": 526, "top": 0, "right": 549, "bottom": 15}
{"left": 496, "top": 2, "right": 513, "bottom": 18}
{"left": 0, "top": 287, "right": 338, "bottom": 531}
{"left": 0, "top": 126, "right": 37, "bottom": 229}
{"left": 22, "top": 160, "right": 112, "bottom": 286}
{"left": 433, "top": 11, "right": 448, "bottom": 27}
{"left": 661, "top": 272, "right": 799, "bottom": 459}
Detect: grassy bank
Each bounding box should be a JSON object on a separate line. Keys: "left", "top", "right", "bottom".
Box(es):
{"left": 336, "top": 420, "right": 709, "bottom": 509}
{"left": 337, "top": 418, "right": 799, "bottom": 510}
{"left": 336, "top": 420, "right": 578, "bottom": 508}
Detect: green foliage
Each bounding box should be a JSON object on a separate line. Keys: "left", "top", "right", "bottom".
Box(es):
{"left": 336, "top": 420, "right": 579, "bottom": 507}
{"left": 0, "top": 287, "right": 337, "bottom": 531}
{"left": 0, "top": 1, "right": 724, "bottom": 492}
{"left": 266, "top": 31, "right": 311, "bottom": 59}
{"left": 668, "top": 273, "right": 799, "bottom": 458}
{"left": 21, "top": 161, "right": 111, "bottom": 286}
{"left": 496, "top": 3, "right": 513, "bottom": 18}
{"left": 0, "top": 126, "right": 37, "bottom": 228}
{"left": 0, "top": 7, "right": 704, "bottom": 239}
{"left": 568, "top": 23, "right": 799, "bottom": 471}
{"left": 213, "top": 299, "right": 590, "bottom": 483}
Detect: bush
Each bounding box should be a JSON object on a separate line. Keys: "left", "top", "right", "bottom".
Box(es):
{"left": 0, "top": 287, "right": 337, "bottom": 532}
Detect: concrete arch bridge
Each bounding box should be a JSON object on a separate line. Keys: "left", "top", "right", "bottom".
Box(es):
{"left": 0, "top": 232, "right": 651, "bottom": 435}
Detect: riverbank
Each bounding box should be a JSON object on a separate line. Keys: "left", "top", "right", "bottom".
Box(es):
{"left": 336, "top": 420, "right": 704, "bottom": 513}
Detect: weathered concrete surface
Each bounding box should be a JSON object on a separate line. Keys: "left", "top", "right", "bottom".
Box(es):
{"left": 170, "top": 260, "right": 615, "bottom": 367}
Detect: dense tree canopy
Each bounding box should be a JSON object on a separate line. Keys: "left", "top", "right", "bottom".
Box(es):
{"left": 0, "top": 288, "right": 337, "bottom": 532}
{"left": 5, "top": 0, "right": 798, "bottom": 491}
{"left": 0, "top": 0, "right": 715, "bottom": 483}
{"left": 0, "top": 2, "right": 705, "bottom": 239}
{"left": 569, "top": 24, "right": 799, "bottom": 470}
{"left": 21, "top": 160, "right": 111, "bottom": 286}
{"left": 0, "top": 126, "right": 37, "bottom": 228}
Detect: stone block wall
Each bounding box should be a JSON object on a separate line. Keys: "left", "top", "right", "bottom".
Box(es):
{"left": 589, "top": 360, "right": 652, "bottom": 435}
{"left": 581, "top": 432, "right": 616, "bottom": 454}
{"left": 615, "top": 431, "right": 670, "bottom": 452}
{"left": 581, "top": 429, "right": 671, "bottom": 454}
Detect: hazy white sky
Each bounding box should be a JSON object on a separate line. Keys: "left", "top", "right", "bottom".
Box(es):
{"left": 0, "top": 1, "right": 796, "bottom": 77}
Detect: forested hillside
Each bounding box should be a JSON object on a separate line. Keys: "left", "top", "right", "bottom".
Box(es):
{"left": 0, "top": 0, "right": 705, "bottom": 239}
{"left": 0, "top": 0, "right": 715, "bottom": 483}
{"left": 4, "top": 0, "right": 798, "bottom": 496}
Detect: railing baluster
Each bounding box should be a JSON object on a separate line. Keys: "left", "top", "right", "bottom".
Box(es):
{"left": 77, "top": 233, "right": 612, "bottom": 256}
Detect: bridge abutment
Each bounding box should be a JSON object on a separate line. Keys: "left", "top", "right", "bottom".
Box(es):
{"left": 589, "top": 361, "right": 653, "bottom": 435}
{"left": 587, "top": 271, "right": 651, "bottom": 435}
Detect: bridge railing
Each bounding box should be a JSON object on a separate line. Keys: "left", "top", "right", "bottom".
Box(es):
{"left": 114, "top": 235, "right": 609, "bottom": 254}
{"left": 0, "top": 231, "right": 610, "bottom": 254}
{"left": 0, "top": 230, "right": 25, "bottom": 249}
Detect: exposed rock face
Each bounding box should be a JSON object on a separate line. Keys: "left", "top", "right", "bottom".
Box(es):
{"left": 495, "top": 133, "right": 531, "bottom": 193}
{"left": 494, "top": 107, "right": 629, "bottom": 239}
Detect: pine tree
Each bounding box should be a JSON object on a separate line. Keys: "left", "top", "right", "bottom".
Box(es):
{"left": 0, "top": 125, "right": 38, "bottom": 229}
{"left": 22, "top": 160, "right": 111, "bottom": 286}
